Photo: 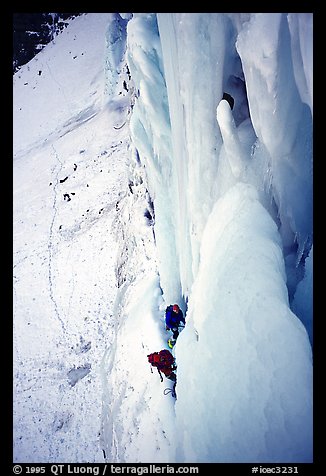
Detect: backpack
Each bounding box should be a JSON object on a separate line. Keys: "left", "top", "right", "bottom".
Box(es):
{"left": 148, "top": 349, "right": 174, "bottom": 371}
{"left": 158, "top": 349, "right": 175, "bottom": 367}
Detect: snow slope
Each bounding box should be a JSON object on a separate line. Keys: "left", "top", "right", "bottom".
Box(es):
{"left": 13, "top": 13, "right": 136, "bottom": 462}
{"left": 13, "top": 12, "right": 313, "bottom": 464}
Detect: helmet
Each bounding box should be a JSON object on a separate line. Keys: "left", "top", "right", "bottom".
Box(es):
{"left": 173, "top": 304, "right": 180, "bottom": 313}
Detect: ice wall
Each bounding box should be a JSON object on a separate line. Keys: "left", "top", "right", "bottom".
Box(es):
{"left": 157, "top": 13, "right": 226, "bottom": 297}
{"left": 292, "top": 245, "right": 313, "bottom": 344}
{"left": 287, "top": 13, "right": 313, "bottom": 115}
{"left": 175, "top": 183, "right": 312, "bottom": 462}
{"left": 235, "top": 13, "right": 313, "bottom": 265}
{"left": 156, "top": 12, "right": 313, "bottom": 338}
{"left": 126, "top": 13, "right": 182, "bottom": 304}
{"left": 234, "top": 12, "right": 313, "bottom": 339}
{"left": 120, "top": 12, "right": 313, "bottom": 462}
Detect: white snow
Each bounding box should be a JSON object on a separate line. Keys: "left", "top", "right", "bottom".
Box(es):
{"left": 13, "top": 12, "right": 313, "bottom": 464}
{"left": 13, "top": 13, "right": 133, "bottom": 462}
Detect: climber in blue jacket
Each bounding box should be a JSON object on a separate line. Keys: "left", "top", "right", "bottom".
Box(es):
{"left": 165, "top": 304, "right": 185, "bottom": 343}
